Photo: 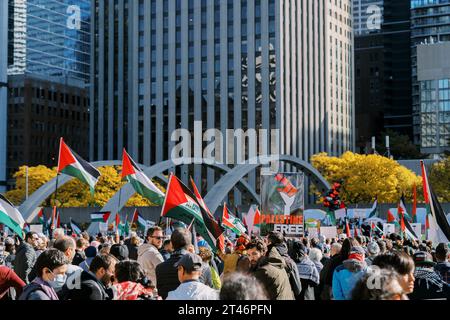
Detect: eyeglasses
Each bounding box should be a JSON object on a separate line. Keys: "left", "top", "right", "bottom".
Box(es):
{"left": 150, "top": 236, "right": 165, "bottom": 240}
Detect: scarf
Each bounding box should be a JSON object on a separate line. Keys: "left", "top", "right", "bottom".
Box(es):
{"left": 114, "top": 282, "right": 153, "bottom": 300}
{"left": 415, "top": 268, "right": 445, "bottom": 291}
{"left": 296, "top": 256, "right": 320, "bottom": 285}
{"left": 32, "top": 277, "right": 59, "bottom": 300}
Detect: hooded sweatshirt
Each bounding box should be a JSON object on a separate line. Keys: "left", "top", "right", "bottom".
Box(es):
{"left": 253, "top": 247, "right": 295, "bottom": 300}
{"left": 332, "top": 259, "right": 367, "bottom": 300}
{"left": 137, "top": 243, "right": 164, "bottom": 287}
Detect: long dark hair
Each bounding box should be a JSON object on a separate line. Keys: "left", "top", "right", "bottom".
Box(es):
{"left": 338, "top": 238, "right": 360, "bottom": 262}
{"left": 372, "top": 252, "right": 415, "bottom": 275}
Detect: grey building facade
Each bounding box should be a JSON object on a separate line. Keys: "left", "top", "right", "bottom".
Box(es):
{"left": 411, "top": 0, "right": 450, "bottom": 156}
{"left": 90, "top": 0, "right": 354, "bottom": 205}
{"left": 1, "top": 0, "right": 8, "bottom": 192}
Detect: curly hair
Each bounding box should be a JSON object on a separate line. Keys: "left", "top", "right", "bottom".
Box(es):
{"left": 220, "top": 273, "right": 268, "bottom": 300}
{"left": 245, "top": 238, "right": 267, "bottom": 254}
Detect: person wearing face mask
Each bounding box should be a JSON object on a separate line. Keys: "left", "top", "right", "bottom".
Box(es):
{"left": 60, "top": 253, "right": 118, "bottom": 300}
{"left": 18, "top": 249, "right": 68, "bottom": 300}
{"left": 52, "top": 236, "right": 83, "bottom": 294}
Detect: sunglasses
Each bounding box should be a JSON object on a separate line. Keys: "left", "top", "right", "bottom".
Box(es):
{"left": 151, "top": 236, "right": 165, "bottom": 240}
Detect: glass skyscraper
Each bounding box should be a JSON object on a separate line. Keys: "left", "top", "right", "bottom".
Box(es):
{"left": 90, "top": 0, "right": 354, "bottom": 205}
{"left": 7, "top": 0, "right": 91, "bottom": 84}
{"left": 411, "top": 0, "right": 450, "bottom": 155}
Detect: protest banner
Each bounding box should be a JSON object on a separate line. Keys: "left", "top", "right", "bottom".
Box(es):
{"left": 260, "top": 172, "right": 304, "bottom": 237}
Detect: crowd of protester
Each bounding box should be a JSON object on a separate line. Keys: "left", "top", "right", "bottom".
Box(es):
{"left": 1, "top": 227, "right": 449, "bottom": 300}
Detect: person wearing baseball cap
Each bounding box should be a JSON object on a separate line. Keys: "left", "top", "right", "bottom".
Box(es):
{"left": 166, "top": 253, "right": 219, "bottom": 300}
{"left": 366, "top": 242, "right": 380, "bottom": 266}
{"left": 408, "top": 251, "right": 450, "bottom": 300}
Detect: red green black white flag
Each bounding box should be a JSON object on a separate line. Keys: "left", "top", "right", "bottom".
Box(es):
{"left": 57, "top": 138, "right": 100, "bottom": 194}
{"left": 122, "top": 149, "right": 165, "bottom": 205}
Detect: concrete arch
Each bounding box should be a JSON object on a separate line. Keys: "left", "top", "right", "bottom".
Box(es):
{"left": 19, "top": 161, "right": 166, "bottom": 222}
{"left": 203, "top": 155, "right": 331, "bottom": 215}
{"left": 100, "top": 158, "right": 260, "bottom": 224}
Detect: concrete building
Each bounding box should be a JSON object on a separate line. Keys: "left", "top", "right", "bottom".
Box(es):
{"left": 411, "top": 0, "right": 450, "bottom": 155}
{"left": 416, "top": 42, "right": 450, "bottom": 155}
{"left": 90, "top": 0, "right": 354, "bottom": 205}
{"left": 6, "top": 74, "right": 89, "bottom": 188}
{"left": 1, "top": 0, "right": 8, "bottom": 192}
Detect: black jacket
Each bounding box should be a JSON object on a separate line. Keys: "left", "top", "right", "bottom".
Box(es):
{"left": 408, "top": 268, "right": 450, "bottom": 300}
{"left": 60, "top": 270, "right": 113, "bottom": 300}
{"left": 124, "top": 239, "right": 139, "bottom": 261}
{"left": 155, "top": 249, "right": 210, "bottom": 300}
{"left": 72, "top": 250, "right": 86, "bottom": 266}
{"left": 13, "top": 243, "right": 36, "bottom": 284}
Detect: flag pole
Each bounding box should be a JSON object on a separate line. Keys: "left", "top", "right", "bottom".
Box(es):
{"left": 192, "top": 221, "right": 198, "bottom": 254}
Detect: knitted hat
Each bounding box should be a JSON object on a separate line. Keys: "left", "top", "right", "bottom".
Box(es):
{"left": 347, "top": 246, "right": 365, "bottom": 262}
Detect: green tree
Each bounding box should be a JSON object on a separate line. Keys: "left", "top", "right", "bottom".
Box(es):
{"left": 429, "top": 156, "right": 450, "bottom": 202}
{"left": 376, "top": 130, "right": 426, "bottom": 160}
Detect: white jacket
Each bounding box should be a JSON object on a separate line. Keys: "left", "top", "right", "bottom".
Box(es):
{"left": 137, "top": 243, "right": 164, "bottom": 287}
{"left": 166, "top": 280, "right": 219, "bottom": 300}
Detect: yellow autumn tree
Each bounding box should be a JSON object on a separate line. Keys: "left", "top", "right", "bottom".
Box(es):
{"left": 4, "top": 165, "right": 165, "bottom": 207}
{"left": 310, "top": 152, "right": 422, "bottom": 203}
{"left": 4, "top": 165, "right": 57, "bottom": 205}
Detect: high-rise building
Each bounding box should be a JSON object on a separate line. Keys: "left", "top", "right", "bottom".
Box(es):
{"left": 411, "top": 0, "right": 450, "bottom": 156}
{"left": 6, "top": 74, "right": 90, "bottom": 188}
{"left": 354, "top": 0, "right": 413, "bottom": 153}
{"left": 90, "top": 0, "right": 354, "bottom": 205}
{"left": 5, "top": 0, "right": 91, "bottom": 188}
{"left": 353, "top": 0, "right": 384, "bottom": 36}
{"left": 7, "top": 0, "right": 91, "bottom": 83}
{"left": 1, "top": 0, "right": 8, "bottom": 192}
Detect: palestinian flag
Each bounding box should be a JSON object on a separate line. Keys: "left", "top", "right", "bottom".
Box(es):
{"left": 398, "top": 197, "right": 419, "bottom": 240}
{"left": 57, "top": 138, "right": 100, "bottom": 194}
{"left": 387, "top": 209, "right": 397, "bottom": 224}
{"left": 345, "top": 218, "right": 351, "bottom": 238}
{"left": 398, "top": 195, "right": 412, "bottom": 222}
{"left": 132, "top": 209, "right": 146, "bottom": 230}
{"left": 37, "top": 208, "right": 46, "bottom": 228}
{"left": 190, "top": 177, "right": 225, "bottom": 249}
{"left": 161, "top": 175, "right": 224, "bottom": 249}
{"left": 23, "top": 223, "right": 30, "bottom": 233}
{"left": 0, "top": 194, "right": 25, "bottom": 238}
{"left": 254, "top": 207, "right": 261, "bottom": 227}
{"left": 90, "top": 212, "right": 111, "bottom": 223}
{"left": 367, "top": 197, "right": 378, "bottom": 218}
{"left": 412, "top": 183, "right": 418, "bottom": 223}
{"left": 421, "top": 161, "right": 450, "bottom": 243}
{"left": 70, "top": 219, "right": 82, "bottom": 236}
{"left": 118, "top": 214, "right": 129, "bottom": 236}
{"left": 122, "top": 149, "right": 165, "bottom": 205}
{"left": 221, "top": 203, "right": 246, "bottom": 236}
